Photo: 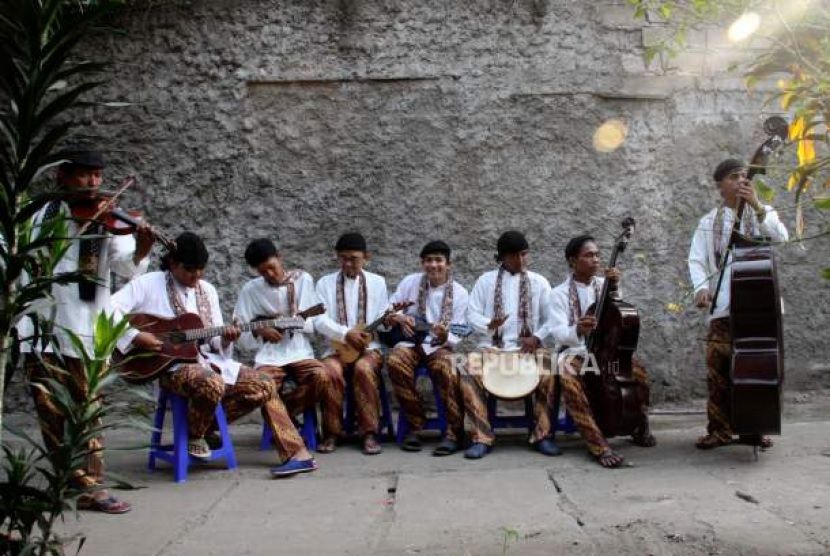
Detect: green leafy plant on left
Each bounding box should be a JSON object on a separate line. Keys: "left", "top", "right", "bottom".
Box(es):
{"left": 1, "top": 312, "right": 153, "bottom": 556}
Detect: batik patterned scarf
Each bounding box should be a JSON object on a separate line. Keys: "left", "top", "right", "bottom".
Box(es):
{"left": 417, "top": 271, "right": 454, "bottom": 327}
{"left": 492, "top": 266, "right": 531, "bottom": 348}
{"left": 567, "top": 275, "right": 602, "bottom": 326}
{"left": 269, "top": 270, "right": 302, "bottom": 316}
{"left": 713, "top": 205, "right": 760, "bottom": 270}
{"left": 45, "top": 200, "right": 102, "bottom": 301}
{"left": 336, "top": 271, "right": 367, "bottom": 326}
{"left": 166, "top": 271, "right": 214, "bottom": 324}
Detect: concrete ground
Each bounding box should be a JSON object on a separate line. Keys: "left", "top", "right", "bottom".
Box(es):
{"left": 12, "top": 391, "right": 830, "bottom": 556}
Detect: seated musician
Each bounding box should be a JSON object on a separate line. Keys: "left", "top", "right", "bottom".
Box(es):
{"left": 113, "top": 233, "right": 317, "bottom": 478}
{"left": 386, "top": 240, "right": 469, "bottom": 456}
{"left": 232, "top": 238, "right": 336, "bottom": 470}
{"left": 313, "top": 233, "right": 389, "bottom": 455}
{"left": 548, "top": 235, "right": 655, "bottom": 469}
{"left": 460, "top": 231, "right": 560, "bottom": 459}
{"left": 688, "top": 159, "right": 788, "bottom": 450}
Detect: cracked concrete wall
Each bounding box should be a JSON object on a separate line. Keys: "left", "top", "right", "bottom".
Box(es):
{"left": 12, "top": 0, "right": 826, "bottom": 408}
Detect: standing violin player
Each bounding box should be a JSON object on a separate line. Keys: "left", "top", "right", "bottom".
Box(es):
{"left": 18, "top": 149, "right": 154, "bottom": 514}
{"left": 688, "top": 158, "right": 788, "bottom": 450}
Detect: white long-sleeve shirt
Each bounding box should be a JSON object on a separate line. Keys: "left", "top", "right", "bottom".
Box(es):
{"left": 19, "top": 202, "right": 149, "bottom": 357}
{"left": 548, "top": 276, "right": 606, "bottom": 354}
{"left": 466, "top": 269, "right": 553, "bottom": 351}
{"left": 314, "top": 270, "right": 388, "bottom": 357}
{"left": 111, "top": 271, "right": 241, "bottom": 384}
{"left": 388, "top": 272, "right": 470, "bottom": 355}
{"left": 233, "top": 272, "right": 319, "bottom": 367}
{"left": 688, "top": 205, "right": 788, "bottom": 321}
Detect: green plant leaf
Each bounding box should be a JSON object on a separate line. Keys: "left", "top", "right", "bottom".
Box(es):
{"left": 754, "top": 178, "right": 777, "bottom": 202}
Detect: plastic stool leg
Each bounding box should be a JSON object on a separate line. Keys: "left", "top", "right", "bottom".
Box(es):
{"left": 148, "top": 390, "right": 167, "bottom": 472}
{"left": 214, "top": 405, "right": 237, "bottom": 470}
{"left": 260, "top": 422, "right": 273, "bottom": 451}
{"left": 301, "top": 408, "right": 318, "bottom": 451}
{"left": 170, "top": 395, "right": 190, "bottom": 483}
{"left": 378, "top": 373, "right": 395, "bottom": 440}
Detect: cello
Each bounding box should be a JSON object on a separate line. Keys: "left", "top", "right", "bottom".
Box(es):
{"left": 709, "top": 116, "right": 789, "bottom": 445}
{"left": 582, "top": 217, "right": 649, "bottom": 438}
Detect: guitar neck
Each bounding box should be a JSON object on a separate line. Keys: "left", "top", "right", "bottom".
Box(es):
{"left": 183, "top": 317, "right": 303, "bottom": 342}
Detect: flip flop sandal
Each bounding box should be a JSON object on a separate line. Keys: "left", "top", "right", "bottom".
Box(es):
{"left": 737, "top": 435, "right": 774, "bottom": 449}
{"left": 432, "top": 438, "right": 459, "bottom": 456}
{"left": 317, "top": 437, "right": 337, "bottom": 454}
{"left": 78, "top": 495, "right": 132, "bottom": 514}
{"left": 401, "top": 433, "right": 422, "bottom": 452}
{"left": 188, "top": 439, "right": 211, "bottom": 459}
{"left": 631, "top": 431, "right": 657, "bottom": 447}
{"left": 596, "top": 449, "right": 624, "bottom": 468}
{"left": 362, "top": 435, "right": 382, "bottom": 455}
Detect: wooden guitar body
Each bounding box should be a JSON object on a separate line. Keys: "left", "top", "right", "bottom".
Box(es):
{"left": 112, "top": 313, "right": 205, "bottom": 384}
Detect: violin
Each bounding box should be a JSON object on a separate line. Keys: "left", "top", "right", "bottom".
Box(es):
{"left": 66, "top": 176, "right": 176, "bottom": 251}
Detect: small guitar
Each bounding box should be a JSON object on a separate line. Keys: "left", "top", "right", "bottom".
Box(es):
{"left": 377, "top": 315, "right": 473, "bottom": 348}
{"left": 114, "top": 303, "right": 325, "bottom": 384}
{"left": 330, "top": 301, "right": 413, "bottom": 364}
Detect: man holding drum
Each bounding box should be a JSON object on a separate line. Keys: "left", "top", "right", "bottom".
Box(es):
{"left": 459, "top": 231, "right": 560, "bottom": 459}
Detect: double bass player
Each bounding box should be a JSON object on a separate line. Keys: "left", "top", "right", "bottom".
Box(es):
{"left": 688, "top": 158, "right": 788, "bottom": 450}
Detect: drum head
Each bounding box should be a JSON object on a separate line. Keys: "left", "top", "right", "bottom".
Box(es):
{"left": 481, "top": 351, "right": 541, "bottom": 400}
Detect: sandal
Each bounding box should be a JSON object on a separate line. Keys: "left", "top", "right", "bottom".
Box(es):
{"left": 631, "top": 429, "right": 657, "bottom": 448}
{"left": 188, "top": 438, "right": 211, "bottom": 459}
{"left": 432, "top": 437, "right": 459, "bottom": 457}
{"left": 317, "top": 436, "right": 337, "bottom": 454}
{"left": 737, "top": 435, "right": 774, "bottom": 450}
{"left": 401, "top": 432, "right": 422, "bottom": 452}
{"left": 77, "top": 494, "right": 132, "bottom": 514}
{"left": 596, "top": 449, "right": 624, "bottom": 468}
{"left": 695, "top": 433, "right": 733, "bottom": 450}
{"left": 362, "top": 434, "right": 382, "bottom": 455}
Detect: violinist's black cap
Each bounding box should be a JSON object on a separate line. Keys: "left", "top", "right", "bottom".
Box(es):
{"left": 57, "top": 149, "right": 105, "bottom": 169}
{"left": 713, "top": 158, "right": 745, "bottom": 183}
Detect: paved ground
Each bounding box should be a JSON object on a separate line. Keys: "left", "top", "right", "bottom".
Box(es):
{"left": 11, "top": 392, "right": 830, "bottom": 556}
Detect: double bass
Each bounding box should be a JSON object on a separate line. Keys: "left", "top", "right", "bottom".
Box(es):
{"left": 710, "top": 116, "right": 789, "bottom": 444}
{"left": 581, "top": 217, "right": 649, "bottom": 438}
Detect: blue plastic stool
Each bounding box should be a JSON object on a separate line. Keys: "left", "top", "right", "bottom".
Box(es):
{"left": 148, "top": 389, "right": 237, "bottom": 483}
{"left": 396, "top": 365, "right": 448, "bottom": 443}
{"left": 344, "top": 365, "right": 395, "bottom": 441}
{"left": 259, "top": 407, "right": 318, "bottom": 452}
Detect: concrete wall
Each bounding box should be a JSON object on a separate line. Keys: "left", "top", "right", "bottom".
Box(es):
{"left": 63, "top": 0, "right": 828, "bottom": 402}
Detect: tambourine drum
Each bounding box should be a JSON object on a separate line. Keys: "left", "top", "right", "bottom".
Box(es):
{"left": 481, "top": 351, "right": 542, "bottom": 400}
